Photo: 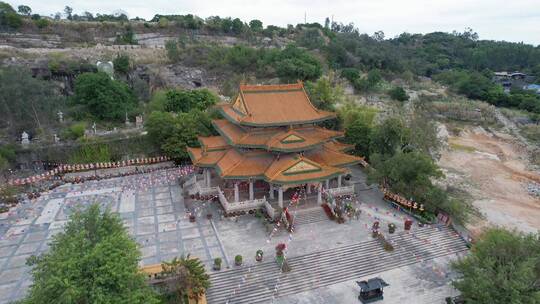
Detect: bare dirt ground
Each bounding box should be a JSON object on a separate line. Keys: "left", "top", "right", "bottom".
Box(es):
{"left": 439, "top": 126, "right": 540, "bottom": 234}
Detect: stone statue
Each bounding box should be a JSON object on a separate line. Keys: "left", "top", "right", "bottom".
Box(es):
{"left": 53, "top": 134, "right": 60, "bottom": 143}
{"left": 57, "top": 111, "right": 64, "bottom": 123}
{"left": 92, "top": 122, "right": 97, "bottom": 134}
{"left": 135, "top": 115, "right": 143, "bottom": 129}
{"left": 21, "top": 131, "right": 30, "bottom": 145}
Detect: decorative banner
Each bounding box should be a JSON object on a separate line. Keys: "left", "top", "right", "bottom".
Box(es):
{"left": 6, "top": 156, "right": 171, "bottom": 186}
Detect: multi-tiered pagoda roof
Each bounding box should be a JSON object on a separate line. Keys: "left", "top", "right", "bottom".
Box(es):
{"left": 187, "top": 82, "right": 362, "bottom": 185}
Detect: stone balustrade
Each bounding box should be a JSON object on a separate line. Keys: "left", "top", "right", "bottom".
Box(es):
{"left": 326, "top": 185, "right": 355, "bottom": 197}
{"left": 217, "top": 187, "right": 267, "bottom": 214}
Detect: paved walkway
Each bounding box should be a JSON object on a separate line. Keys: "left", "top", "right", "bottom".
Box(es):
{"left": 0, "top": 165, "right": 466, "bottom": 304}
{"left": 0, "top": 168, "right": 228, "bottom": 303}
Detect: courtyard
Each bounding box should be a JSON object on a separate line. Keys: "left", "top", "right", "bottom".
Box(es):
{"left": 0, "top": 166, "right": 467, "bottom": 303}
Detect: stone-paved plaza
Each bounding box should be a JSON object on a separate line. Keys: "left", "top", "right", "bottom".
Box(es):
{"left": 0, "top": 167, "right": 465, "bottom": 303}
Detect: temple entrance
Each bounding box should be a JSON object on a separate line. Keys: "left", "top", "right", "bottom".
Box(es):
{"left": 268, "top": 183, "right": 322, "bottom": 210}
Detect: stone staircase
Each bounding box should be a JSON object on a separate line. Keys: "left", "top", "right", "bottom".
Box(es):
{"left": 206, "top": 226, "right": 467, "bottom": 304}
{"left": 291, "top": 207, "right": 328, "bottom": 226}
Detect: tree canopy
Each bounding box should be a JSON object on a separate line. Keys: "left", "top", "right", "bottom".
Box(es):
{"left": 159, "top": 255, "right": 210, "bottom": 303}
{"left": 24, "top": 203, "right": 160, "bottom": 304}
{"left": 452, "top": 228, "right": 540, "bottom": 304}
{"left": 145, "top": 110, "right": 214, "bottom": 160}
{"left": 73, "top": 72, "right": 137, "bottom": 121}
{"left": 164, "top": 88, "right": 218, "bottom": 113}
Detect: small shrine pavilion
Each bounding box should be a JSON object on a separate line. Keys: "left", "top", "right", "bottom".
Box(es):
{"left": 187, "top": 82, "right": 363, "bottom": 214}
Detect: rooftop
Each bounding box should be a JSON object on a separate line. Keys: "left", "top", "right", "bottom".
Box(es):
{"left": 219, "top": 82, "right": 336, "bottom": 127}
{"left": 212, "top": 119, "right": 344, "bottom": 152}
{"left": 187, "top": 142, "right": 363, "bottom": 184}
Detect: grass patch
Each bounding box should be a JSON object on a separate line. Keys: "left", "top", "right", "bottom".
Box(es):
{"left": 520, "top": 124, "right": 540, "bottom": 144}
{"left": 449, "top": 142, "right": 476, "bottom": 153}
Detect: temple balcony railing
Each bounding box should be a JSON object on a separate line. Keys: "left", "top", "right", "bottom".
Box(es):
{"left": 217, "top": 187, "right": 267, "bottom": 214}
{"left": 326, "top": 185, "right": 355, "bottom": 197}
{"left": 189, "top": 180, "right": 219, "bottom": 196}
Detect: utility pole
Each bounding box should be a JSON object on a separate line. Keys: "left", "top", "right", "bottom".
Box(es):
{"left": 304, "top": 12, "right": 306, "bottom": 24}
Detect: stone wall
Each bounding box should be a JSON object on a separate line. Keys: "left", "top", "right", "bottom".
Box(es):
{"left": 13, "top": 135, "right": 159, "bottom": 168}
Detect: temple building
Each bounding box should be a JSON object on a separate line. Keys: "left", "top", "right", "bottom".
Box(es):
{"left": 187, "top": 82, "right": 363, "bottom": 215}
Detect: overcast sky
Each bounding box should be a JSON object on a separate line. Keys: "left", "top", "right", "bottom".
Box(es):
{"left": 7, "top": 0, "right": 540, "bottom": 45}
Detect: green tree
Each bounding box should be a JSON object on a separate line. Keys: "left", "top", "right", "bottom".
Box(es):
{"left": 452, "top": 228, "right": 540, "bottom": 304}
{"left": 145, "top": 110, "right": 214, "bottom": 160}
{"left": 345, "top": 118, "right": 372, "bottom": 157}
{"left": 73, "top": 72, "right": 137, "bottom": 121}
{"left": 388, "top": 86, "right": 409, "bottom": 101}
{"left": 24, "top": 204, "right": 159, "bottom": 304}
{"left": 304, "top": 75, "right": 344, "bottom": 111}
{"left": 33, "top": 17, "right": 49, "bottom": 28}
{"left": 159, "top": 255, "right": 210, "bottom": 303}
{"left": 273, "top": 44, "right": 322, "bottom": 81}
{"left": 407, "top": 105, "right": 442, "bottom": 158}
{"left": 338, "top": 102, "right": 378, "bottom": 129}
{"left": 113, "top": 54, "right": 130, "bottom": 74}
{"left": 17, "top": 5, "right": 31, "bottom": 16}
{"left": 369, "top": 151, "right": 444, "bottom": 207}
{"left": 369, "top": 116, "right": 410, "bottom": 158}
{"left": 164, "top": 89, "right": 218, "bottom": 113}
{"left": 0, "top": 2, "right": 23, "bottom": 28}
{"left": 249, "top": 19, "right": 263, "bottom": 32}
{"left": 225, "top": 45, "right": 258, "bottom": 72}
{"left": 63, "top": 5, "right": 73, "bottom": 20}
{"left": 231, "top": 18, "right": 244, "bottom": 34}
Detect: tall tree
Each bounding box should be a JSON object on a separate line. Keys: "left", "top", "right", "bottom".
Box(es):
{"left": 369, "top": 116, "right": 410, "bottom": 158}
{"left": 159, "top": 255, "right": 210, "bottom": 303}
{"left": 452, "top": 228, "right": 540, "bottom": 304}
{"left": 63, "top": 6, "right": 73, "bottom": 20}
{"left": 24, "top": 204, "right": 160, "bottom": 304}
{"left": 73, "top": 72, "right": 137, "bottom": 121}
{"left": 17, "top": 5, "right": 31, "bottom": 16}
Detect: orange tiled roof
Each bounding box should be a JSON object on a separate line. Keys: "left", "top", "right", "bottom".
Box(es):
{"left": 306, "top": 144, "right": 363, "bottom": 167}
{"left": 212, "top": 119, "right": 343, "bottom": 152}
{"left": 188, "top": 145, "right": 362, "bottom": 184}
{"left": 324, "top": 140, "right": 355, "bottom": 152}
{"left": 198, "top": 136, "right": 229, "bottom": 151}
{"left": 187, "top": 147, "right": 227, "bottom": 167}
{"left": 220, "top": 82, "right": 336, "bottom": 126}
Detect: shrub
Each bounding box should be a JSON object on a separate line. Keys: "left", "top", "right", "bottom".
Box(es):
{"left": 234, "top": 255, "right": 242, "bottom": 266}
{"left": 113, "top": 54, "right": 130, "bottom": 74}
{"left": 62, "top": 122, "right": 87, "bottom": 140}
{"left": 213, "top": 257, "right": 222, "bottom": 270}
{"left": 33, "top": 18, "right": 49, "bottom": 29}
{"left": 68, "top": 142, "right": 111, "bottom": 164}
{"left": 388, "top": 86, "right": 409, "bottom": 101}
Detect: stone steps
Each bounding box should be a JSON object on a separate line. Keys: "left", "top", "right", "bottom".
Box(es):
{"left": 206, "top": 226, "right": 466, "bottom": 304}
{"left": 291, "top": 207, "right": 328, "bottom": 226}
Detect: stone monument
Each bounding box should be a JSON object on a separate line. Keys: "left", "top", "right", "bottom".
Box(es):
{"left": 53, "top": 134, "right": 60, "bottom": 143}
{"left": 21, "top": 131, "right": 30, "bottom": 145}
{"left": 57, "top": 111, "right": 64, "bottom": 123}
{"left": 135, "top": 115, "right": 143, "bottom": 129}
